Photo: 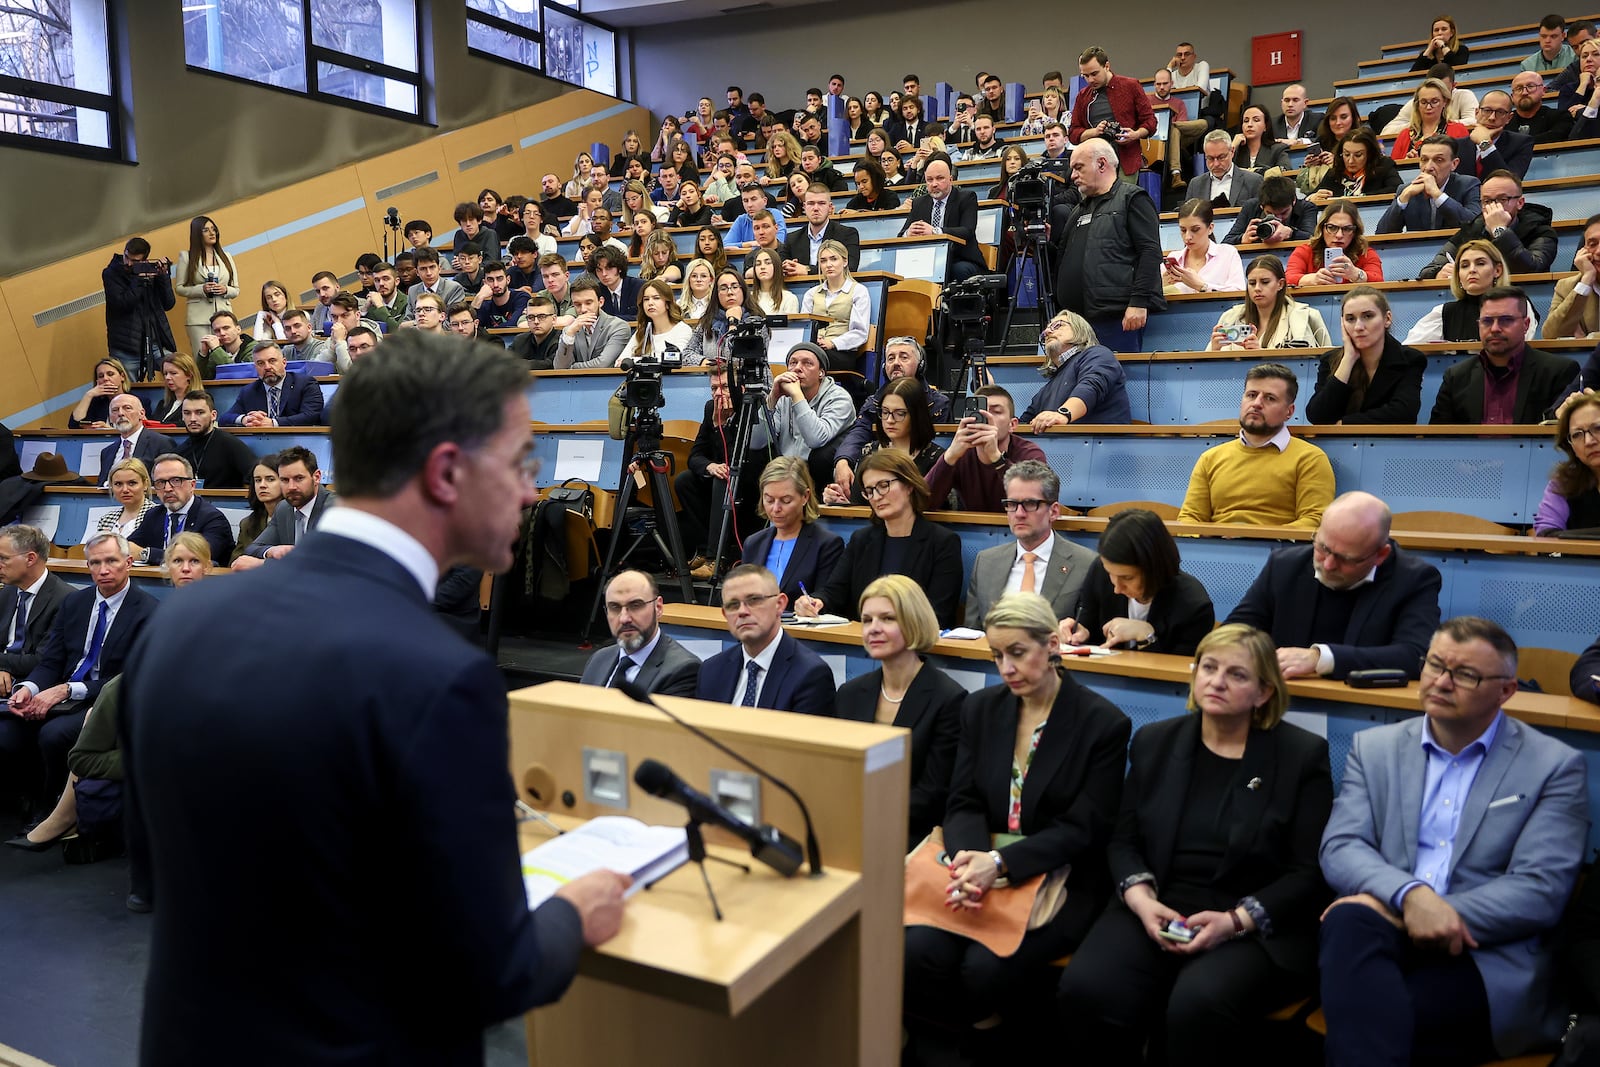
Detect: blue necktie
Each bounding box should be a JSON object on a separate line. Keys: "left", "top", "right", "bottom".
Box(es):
{"left": 931, "top": 197, "right": 946, "bottom": 230}
{"left": 70, "top": 602, "right": 109, "bottom": 684}
{"left": 267, "top": 386, "right": 281, "bottom": 421}
{"left": 6, "top": 592, "right": 29, "bottom": 653}
{"left": 167, "top": 511, "right": 185, "bottom": 544}
{"left": 740, "top": 661, "right": 761, "bottom": 707}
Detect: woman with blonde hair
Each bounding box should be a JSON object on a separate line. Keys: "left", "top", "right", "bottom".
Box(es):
{"left": 1058, "top": 623, "right": 1331, "bottom": 1063}
{"left": 763, "top": 130, "right": 803, "bottom": 184}
{"left": 799, "top": 239, "right": 869, "bottom": 369}
{"left": 69, "top": 357, "right": 130, "bottom": 429}
{"left": 739, "top": 455, "right": 843, "bottom": 603}
{"left": 904, "top": 590, "right": 1131, "bottom": 1042}
{"left": 152, "top": 353, "right": 202, "bottom": 425}
{"left": 98, "top": 458, "right": 158, "bottom": 540}
{"left": 836, "top": 574, "right": 965, "bottom": 846}
{"left": 678, "top": 257, "right": 716, "bottom": 320}
{"left": 1407, "top": 238, "right": 1528, "bottom": 343}
{"left": 1390, "top": 79, "right": 1468, "bottom": 159}
{"left": 639, "top": 231, "right": 681, "bottom": 284}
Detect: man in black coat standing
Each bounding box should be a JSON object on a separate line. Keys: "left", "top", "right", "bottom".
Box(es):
{"left": 102, "top": 237, "right": 176, "bottom": 381}
{"left": 123, "top": 332, "right": 628, "bottom": 1067}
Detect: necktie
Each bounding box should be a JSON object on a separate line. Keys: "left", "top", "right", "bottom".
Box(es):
{"left": 1021, "top": 552, "right": 1038, "bottom": 594}
{"left": 740, "top": 661, "right": 761, "bottom": 707}
{"left": 70, "top": 602, "right": 109, "bottom": 683}
{"left": 294, "top": 509, "right": 308, "bottom": 543}
{"left": 6, "top": 592, "right": 30, "bottom": 653}
{"left": 167, "top": 511, "right": 184, "bottom": 544}
{"left": 609, "top": 657, "right": 632, "bottom": 688}
{"left": 931, "top": 197, "right": 946, "bottom": 230}
{"left": 267, "top": 386, "right": 281, "bottom": 421}
{"left": 120, "top": 438, "right": 132, "bottom": 460}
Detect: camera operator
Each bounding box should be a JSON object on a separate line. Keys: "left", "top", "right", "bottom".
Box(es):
{"left": 750, "top": 341, "right": 857, "bottom": 493}
{"left": 1222, "top": 174, "right": 1319, "bottom": 246}
{"left": 103, "top": 238, "right": 176, "bottom": 380}
{"left": 1049, "top": 140, "right": 1165, "bottom": 353}
{"left": 674, "top": 359, "right": 769, "bottom": 580}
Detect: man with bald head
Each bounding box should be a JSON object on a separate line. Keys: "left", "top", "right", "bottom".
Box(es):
{"left": 1457, "top": 90, "right": 1534, "bottom": 181}
{"left": 1507, "top": 70, "right": 1573, "bottom": 143}
{"left": 97, "top": 393, "right": 176, "bottom": 486}
{"left": 1226, "top": 492, "right": 1443, "bottom": 679}
{"left": 1049, "top": 138, "right": 1164, "bottom": 352}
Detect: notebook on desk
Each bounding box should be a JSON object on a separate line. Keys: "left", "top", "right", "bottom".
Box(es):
{"left": 521, "top": 816, "right": 689, "bottom": 909}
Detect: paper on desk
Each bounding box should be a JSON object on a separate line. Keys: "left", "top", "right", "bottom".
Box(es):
{"left": 223, "top": 508, "right": 247, "bottom": 539}
{"left": 553, "top": 439, "right": 604, "bottom": 483}
{"left": 82, "top": 507, "right": 118, "bottom": 543}
{"left": 677, "top": 638, "right": 728, "bottom": 661}
{"left": 767, "top": 324, "right": 807, "bottom": 355}
{"left": 19, "top": 505, "right": 60, "bottom": 541}
{"left": 787, "top": 613, "right": 851, "bottom": 627}
{"left": 895, "top": 246, "right": 937, "bottom": 280}
{"left": 940, "top": 627, "right": 985, "bottom": 640}
{"left": 78, "top": 448, "right": 102, "bottom": 481}
{"left": 820, "top": 653, "right": 847, "bottom": 690}
{"left": 17, "top": 441, "right": 50, "bottom": 472}
{"left": 943, "top": 668, "right": 989, "bottom": 694}
{"left": 522, "top": 816, "right": 688, "bottom": 909}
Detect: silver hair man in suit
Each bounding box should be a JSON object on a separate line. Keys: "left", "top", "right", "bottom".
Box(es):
{"left": 963, "top": 460, "right": 1097, "bottom": 629}
{"left": 1184, "top": 130, "right": 1264, "bottom": 208}
{"left": 0, "top": 524, "right": 72, "bottom": 699}
{"left": 552, "top": 277, "right": 630, "bottom": 370}
{"left": 579, "top": 570, "right": 700, "bottom": 697}
{"left": 1318, "top": 616, "right": 1589, "bottom": 1065}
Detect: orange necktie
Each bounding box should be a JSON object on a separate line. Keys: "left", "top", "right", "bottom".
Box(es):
{"left": 1021, "top": 552, "right": 1038, "bottom": 594}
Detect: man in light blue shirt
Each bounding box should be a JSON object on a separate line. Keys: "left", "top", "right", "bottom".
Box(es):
{"left": 726, "top": 185, "right": 788, "bottom": 249}
{"left": 1318, "top": 616, "right": 1589, "bottom": 1065}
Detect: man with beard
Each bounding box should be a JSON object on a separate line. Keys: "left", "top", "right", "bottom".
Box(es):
{"left": 1177, "top": 362, "right": 1334, "bottom": 528}
{"left": 578, "top": 570, "right": 701, "bottom": 696}
{"left": 96, "top": 393, "right": 176, "bottom": 483}
{"left": 221, "top": 343, "right": 325, "bottom": 428}
{"left": 231, "top": 446, "right": 337, "bottom": 569}
{"left": 1226, "top": 491, "right": 1442, "bottom": 679}
{"left": 363, "top": 261, "right": 409, "bottom": 328}
{"left": 128, "top": 453, "right": 236, "bottom": 565}
{"left": 176, "top": 391, "right": 257, "bottom": 489}
{"left": 1429, "top": 286, "right": 1580, "bottom": 424}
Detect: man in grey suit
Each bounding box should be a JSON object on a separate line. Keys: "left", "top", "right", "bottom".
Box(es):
{"left": 0, "top": 524, "right": 71, "bottom": 697}
{"left": 232, "top": 445, "right": 337, "bottom": 570}
{"left": 1318, "top": 616, "right": 1589, "bottom": 1065}
{"left": 579, "top": 571, "right": 700, "bottom": 697}
{"left": 1184, "top": 130, "right": 1263, "bottom": 208}
{"left": 552, "top": 277, "right": 630, "bottom": 370}
{"left": 963, "top": 460, "right": 1097, "bottom": 629}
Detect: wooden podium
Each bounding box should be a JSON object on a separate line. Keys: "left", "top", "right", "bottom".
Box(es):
{"left": 507, "top": 681, "right": 910, "bottom": 1066}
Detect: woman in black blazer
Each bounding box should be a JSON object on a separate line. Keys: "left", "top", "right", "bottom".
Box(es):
{"left": 740, "top": 457, "right": 844, "bottom": 604}
{"left": 1061, "top": 509, "right": 1215, "bottom": 656}
{"left": 795, "top": 450, "right": 963, "bottom": 627}
{"left": 1057, "top": 624, "right": 1333, "bottom": 1065}
{"left": 1232, "top": 106, "right": 1290, "bottom": 174}
{"left": 904, "top": 591, "right": 1132, "bottom": 1037}
{"left": 1305, "top": 286, "right": 1426, "bottom": 425}
{"left": 836, "top": 576, "right": 965, "bottom": 847}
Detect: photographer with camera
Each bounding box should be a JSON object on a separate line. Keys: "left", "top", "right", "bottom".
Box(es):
{"left": 1069, "top": 46, "right": 1156, "bottom": 180}
{"left": 103, "top": 237, "right": 176, "bottom": 381}
{"left": 1049, "top": 139, "right": 1165, "bottom": 353}
{"left": 1222, "top": 175, "right": 1319, "bottom": 246}
{"left": 925, "top": 385, "right": 1045, "bottom": 512}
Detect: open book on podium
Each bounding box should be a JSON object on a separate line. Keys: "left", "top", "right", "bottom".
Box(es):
{"left": 507, "top": 680, "right": 910, "bottom": 1067}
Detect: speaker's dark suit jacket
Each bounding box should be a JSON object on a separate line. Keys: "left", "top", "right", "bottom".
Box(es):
{"left": 837, "top": 661, "right": 965, "bottom": 846}
{"left": 1109, "top": 715, "right": 1333, "bottom": 976}
{"left": 122, "top": 532, "right": 584, "bottom": 1066}
{"left": 579, "top": 631, "right": 701, "bottom": 697}
{"left": 0, "top": 572, "right": 72, "bottom": 679}
{"left": 779, "top": 220, "right": 862, "bottom": 272}
{"left": 1226, "top": 541, "right": 1442, "bottom": 678}
{"left": 1428, "top": 346, "right": 1580, "bottom": 425}
{"left": 814, "top": 516, "right": 963, "bottom": 628}
{"left": 129, "top": 495, "right": 236, "bottom": 565}
{"left": 221, "top": 371, "right": 325, "bottom": 427}
{"left": 944, "top": 675, "right": 1131, "bottom": 938}
{"left": 694, "top": 630, "right": 835, "bottom": 717}
{"left": 741, "top": 522, "right": 844, "bottom": 604}
{"left": 98, "top": 429, "right": 178, "bottom": 485}
{"left": 897, "top": 187, "right": 985, "bottom": 273}
{"left": 26, "top": 580, "right": 157, "bottom": 705}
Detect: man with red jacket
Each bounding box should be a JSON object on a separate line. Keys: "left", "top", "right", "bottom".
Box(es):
{"left": 1069, "top": 46, "right": 1156, "bottom": 180}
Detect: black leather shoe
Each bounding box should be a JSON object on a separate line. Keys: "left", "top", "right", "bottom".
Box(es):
{"left": 126, "top": 894, "right": 152, "bottom": 914}
{"left": 5, "top": 824, "right": 75, "bottom": 852}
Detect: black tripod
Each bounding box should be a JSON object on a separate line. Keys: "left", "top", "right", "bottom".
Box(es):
{"left": 583, "top": 405, "right": 696, "bottom": 640}
{"left": 672, "top": 819, "right": 751, "bottom": 921}
{"left": 997, "top": 208, "right": 1059, "bottom": 349}
{"left": 705, "top": 367, "right": 768, "bottom": 604}
{"left": 381, "top": 207, "right": 402, "bottom": 262}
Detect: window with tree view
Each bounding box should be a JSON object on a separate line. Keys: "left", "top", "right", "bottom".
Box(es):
{"left": 466, "top": 0, "right": 541, "bottom": 72}
{"left": 0, "top": 0, "right": 119, "bottom": 155}
{"left": 183, "top": 0, "right": 423, "bottom": 118}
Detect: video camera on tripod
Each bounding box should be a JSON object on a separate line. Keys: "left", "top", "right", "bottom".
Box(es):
{"left": 1008, "top": 157, "right": 1068, "bottom": 239}
{"left": 723, "top": 314, "right": 774, "bottom": 394}
{"left": 622, "top": 344, "right": 685, "bottom": 419}
{"left": 939, "top": 275, "right": 1008, "bottom": 418}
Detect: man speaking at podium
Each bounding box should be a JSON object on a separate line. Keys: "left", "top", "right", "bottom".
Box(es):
{"left": 123, "top": 332, "right": 630, "bottom": 1066}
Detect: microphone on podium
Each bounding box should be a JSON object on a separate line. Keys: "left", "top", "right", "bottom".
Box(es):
{"left": 615, "top": 678, "right": 825, "bottom": 876}
{"left": 634, "top": 759, "right": 802, "bottom": 877}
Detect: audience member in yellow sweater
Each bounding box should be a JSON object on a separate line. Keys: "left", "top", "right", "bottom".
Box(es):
{"left": 1177, "top": 362, "right": 1336, "bottom": 528}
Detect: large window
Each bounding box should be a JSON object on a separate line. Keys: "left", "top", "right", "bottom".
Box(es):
{"left": 466, "top": 0, "right": 619, "bottom": 98}
{"left": 183, "top": 0, "right": 425, "bottom": 119}
{"left": 0, "top": 0, "right": 120, "bottom": 156}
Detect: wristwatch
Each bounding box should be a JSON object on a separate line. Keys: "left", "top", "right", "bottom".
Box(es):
{"left": 1490, "top": 226, "right": 1507, "bottom": 239}
{"left": 988, "top": 849, "right": 1008, "bottom": 881}
{"left": 1055, "top": 405, "right": 1074, "bottom": 422}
